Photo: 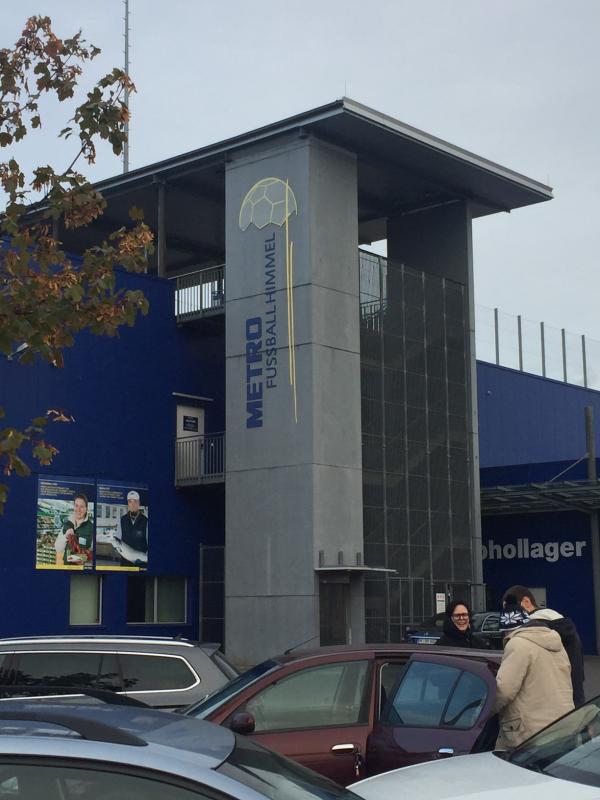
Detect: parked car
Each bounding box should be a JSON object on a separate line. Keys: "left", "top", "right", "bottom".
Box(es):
{"left": 351, "top": 695, "right": 600, "bottom": 799}
{"left": 0, "top": 699, "right": 357, "bottom": 799}
{"left": 0, "top": 635, "right": 237, "bottom": 709}
{"left": 185, "top": 644, "right": 502, "bottom": 785}
{"left": 404, "top": 611, "right": 504, "bottom": 649}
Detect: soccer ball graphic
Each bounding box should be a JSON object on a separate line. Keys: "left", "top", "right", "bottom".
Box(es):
{"left": 239, "top": 177, "right": 298, "bottom": 231}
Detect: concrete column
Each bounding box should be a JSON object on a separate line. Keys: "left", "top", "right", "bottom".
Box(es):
{"left": 224, "top": 135, "right": 363, "bottom": 666}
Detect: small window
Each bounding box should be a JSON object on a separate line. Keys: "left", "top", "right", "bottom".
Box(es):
{"left": 244, "top": 660, "right": 369, "bottom": 732}
{"left": 13, "top": 652, "right": 104, "bottom": 687}
{"left": 69, "top": 575, "right": 102, "bottom": 625}
{"left": 379, "top": 662, "right": 406, "bottom": 714}
{"left": 482, "top": 614, "right": 500, "bottom": 632}
{"left": 127, "top": 576, "right": 187, "bottom": 624}
{"left": 120, "top": 654, "right": 197, "bottom": 691}
{"left": 112, "top": 507, "right": 117, "bottom": 518}
{"left": 97, "top": 504, "right": 103, "bottom": 518}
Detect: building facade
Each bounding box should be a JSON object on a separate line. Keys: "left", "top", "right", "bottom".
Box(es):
{"left": 0, "top": 100, "right": 555, "bottom": 662}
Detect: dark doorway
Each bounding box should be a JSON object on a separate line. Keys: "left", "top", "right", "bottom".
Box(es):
{"left": 319, "top": 579, "right": 349, "bottom": 645}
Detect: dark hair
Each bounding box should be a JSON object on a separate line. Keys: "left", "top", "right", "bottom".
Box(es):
{"left": 73, "top": 493, "right": 88, "bottom": 508}
{"left": 445, "top": 600, "right": 471, "bottom": 618}
{"left": 502, "top": 585, "right": 537, "bottom": 607}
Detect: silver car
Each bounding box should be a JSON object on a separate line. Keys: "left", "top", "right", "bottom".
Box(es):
{"left": 0, "top": 700, "right": 358, "bottom": 799}
{"left": 0, "top": 635, "right": 237, "bottom": 709}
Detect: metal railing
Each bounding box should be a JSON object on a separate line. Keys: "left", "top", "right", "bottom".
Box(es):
{"left": 174, "top": 265, "right": 225, "bottom": 322}
{"left": 175, "top": 433, "right": 225, "bottom": 486}
{"left": 476, "top": 305, "right": 600, "bottom": 390}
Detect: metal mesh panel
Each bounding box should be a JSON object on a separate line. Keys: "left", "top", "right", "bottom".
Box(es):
{"left": 359, "top": 251, "right": 473, "bottom": 641}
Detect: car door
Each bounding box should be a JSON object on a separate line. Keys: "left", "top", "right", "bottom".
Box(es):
{"left": 222, "top": 658, "right": 373, "bottom": 785}
{"left": 366, "top": 652, "right": 497, "bottom": 776}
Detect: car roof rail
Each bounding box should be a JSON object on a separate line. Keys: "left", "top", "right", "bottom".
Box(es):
{"left": 0, "top": 710, "right": 147, "bottom": 746}
{"left": 0, "top": 687, "right": 147, "bottom": 707}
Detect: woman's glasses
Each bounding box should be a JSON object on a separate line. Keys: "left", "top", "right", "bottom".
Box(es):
{"left": 451, "top": 613, "right": 469, "bottom": 620}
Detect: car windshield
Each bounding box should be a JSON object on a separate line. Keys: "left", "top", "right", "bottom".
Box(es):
{"left": 184, "top": 660, "right": 280, "bottom": 719}
{"left": 219, "top": 733, "right": 360, "bottom": 800}
{"left": 509, "top": 697, "right": 600, "bottom": 787}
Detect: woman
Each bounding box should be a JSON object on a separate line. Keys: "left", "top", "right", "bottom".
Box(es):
{"left": 436, "top": 600, "right": 482, "bottom": 648}
{"left": 55, "top": 493, "right": 94, "bottom": 566}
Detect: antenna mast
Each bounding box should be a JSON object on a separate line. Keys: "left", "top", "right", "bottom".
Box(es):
{"left": 123, "top": 0, "right": 130, "bottom": 173}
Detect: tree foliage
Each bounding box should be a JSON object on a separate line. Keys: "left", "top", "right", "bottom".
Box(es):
{"left": 0, "top": 16, "right": 154, "bottom": 511}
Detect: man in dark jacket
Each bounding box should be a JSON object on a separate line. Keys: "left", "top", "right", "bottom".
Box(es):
{"left": 503, "top": 585, "right": 585, "bottom": 706}
{"left": 116, "top": 490, "right": 148, "bottom": 566}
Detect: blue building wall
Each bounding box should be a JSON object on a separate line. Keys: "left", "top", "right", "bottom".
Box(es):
{"left": 477, "top": 361, "right": 600, "bottom": 468}
{"left": 0, "top": 269, "right": 225, "bottom": 638}
{"left": 477, "top": 361, "right": 600, "bottom": 653}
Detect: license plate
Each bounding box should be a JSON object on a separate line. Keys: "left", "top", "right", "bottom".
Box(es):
{"left": 416, "top": 637, "right": 437, "bottom": 644}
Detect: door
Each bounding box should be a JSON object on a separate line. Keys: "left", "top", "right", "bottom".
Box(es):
{"left": 319, "top": 579, "right": 349, "bottom": 645}
{"left": 367, "top": 652, "right": 497, "bottom": 776}
{"left": 176, "top": 405, "right": 204, "bottom": 482}
{"left": 225, "top": 658, "right": 372, "bottom": 785}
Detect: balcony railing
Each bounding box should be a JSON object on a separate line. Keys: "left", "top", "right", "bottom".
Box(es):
{"left": 174, "top": 265, "right": 225, "bottom": 322}
{"left": 175, "top": 433, "right": 225, "bottom": 486}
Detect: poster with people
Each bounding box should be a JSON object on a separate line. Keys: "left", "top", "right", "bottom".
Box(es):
{"left": 95, "top": 481, "right": 149, "bottom": 571}
{"left": 36, "top": 476, "right": 95, "bottom": 570}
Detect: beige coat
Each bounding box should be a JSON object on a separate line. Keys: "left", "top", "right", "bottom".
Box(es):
{"left": 495, "top": 623, "right": 574, "bottom": 750}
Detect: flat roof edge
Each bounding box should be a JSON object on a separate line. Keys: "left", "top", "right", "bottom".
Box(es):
{"left": 341, "top": 97, "right": 553, "bottom": 199}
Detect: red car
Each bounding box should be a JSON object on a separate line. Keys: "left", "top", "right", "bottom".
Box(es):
{"left": 185, "top": 644, "right": 502, "bottom": 786}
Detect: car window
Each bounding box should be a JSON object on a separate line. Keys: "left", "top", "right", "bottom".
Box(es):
{"left": 383, "top": 661, "right": 488, "bottom": 730}
{"left": 482, "top": 614, "right": 500, "bottom": 632}
{"left": 0, "top": 761, "right": 211, "bottom": 799}
{"left": 120, "top": 654, "right": 197, "bottom": 691}
{"left": 244, "top": 660, "right": 369, "bottom": 732}
{"left": 382, "top": 661, "right": 460, "bottom": 727}
{"left": 442, "top": 670, "right": 487, "bottom": 728}
{"left": 379, "top": 662, "right": 406, "bottom": 715}
{"left": 11, "top": 653, "right": 104, "bottom": 688}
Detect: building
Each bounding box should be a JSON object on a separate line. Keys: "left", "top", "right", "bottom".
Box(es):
{"left": 1, "top": 100, "right": 554, "bottom": 663}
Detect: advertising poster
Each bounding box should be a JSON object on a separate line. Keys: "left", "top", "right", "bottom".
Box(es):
{"left": 36, "top": 476, "right": 96, "bottom": 570}
{"left": 95, "top": 481, "right": 148, "bottom": 571}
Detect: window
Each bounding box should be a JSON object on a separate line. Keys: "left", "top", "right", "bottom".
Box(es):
{"left": 379, "top": 661, "right": 406, "bottom": 714}
{"left": 0, "top": 762, "right": 209, "bottom": 799}
{"left": 442, "top": 671, "right": 487, "bottom": 728}
{"left": 127, "top": 576, "right": 187, "bottom": 623}
{"left": 482, "top": 614, "right": 500, "bottom": 632}
{"left": 69, "top": 575, "right": 102, "bottom": 625}
{"left": 120, "top": 653, "right": 197, "bottom": 691}
{"left": 243, "top": 660, "right": 369, "bottom": 732}
{"left": 382, "top": 661, "right": 488, "bottom": 730}
{"left": 11, "top": 651, "right": 120, "bottom": 689}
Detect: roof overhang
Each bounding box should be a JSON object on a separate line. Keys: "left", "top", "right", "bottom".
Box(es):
{"left": 481, "top": 480, "right": 600, "bottom": 515}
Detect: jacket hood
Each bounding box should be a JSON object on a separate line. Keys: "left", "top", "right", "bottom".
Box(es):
{"left": 530, "top": 608, "right": 563, "bottom": 621}
{"left": 506, "top": 622, "right": 563, "bottom": 652}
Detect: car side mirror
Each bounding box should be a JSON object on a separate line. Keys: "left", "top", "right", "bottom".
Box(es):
{"left": 230, "top": 711, "right": 256, "bottom": 735}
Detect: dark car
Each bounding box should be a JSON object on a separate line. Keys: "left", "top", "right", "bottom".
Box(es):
{"left": 185, "top": 644, "right": 502, "bottom": 786}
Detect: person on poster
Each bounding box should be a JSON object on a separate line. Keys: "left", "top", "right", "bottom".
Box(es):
{"left": 54, "top": 493, "right": 94, "bottom": 566}
{"left": 115, "top": 490, "right": 148, "bottom": 566}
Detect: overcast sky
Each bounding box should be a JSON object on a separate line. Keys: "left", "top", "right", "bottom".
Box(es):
{"left": 4, "top": 1, "right": 600, "bottom": 349}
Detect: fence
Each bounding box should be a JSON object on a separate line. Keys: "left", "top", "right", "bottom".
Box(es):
{"left": 174, "top": 265, "right": 225, "bottom": 322}
{"left": 175, "top": 433, "right": 225, "bottom": 486}
{"left": 476, "top": 306, "right": 600, "bottom": 390}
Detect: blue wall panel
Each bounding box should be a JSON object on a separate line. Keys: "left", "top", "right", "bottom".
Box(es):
{"left": 483, "top": 511, "right": 594, "bottom": 652}
{"left": 477, "top": 361, "right": 600, "bottom": 468}
{"left": 0, "top": 269, "right": 225, "bottom": 638}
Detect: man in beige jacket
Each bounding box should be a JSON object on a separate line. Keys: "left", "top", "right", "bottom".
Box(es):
{"left": 495, "top": 600, "right": 574, "bottom": 750}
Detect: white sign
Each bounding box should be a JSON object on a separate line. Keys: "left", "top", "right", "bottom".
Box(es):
{"left": 482, "top": 537, "right": 587, "bottom": 564}
{"left": 435, "top": 592, "right": 446, "bottom": 613}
